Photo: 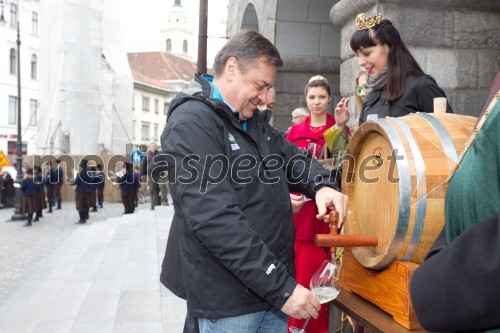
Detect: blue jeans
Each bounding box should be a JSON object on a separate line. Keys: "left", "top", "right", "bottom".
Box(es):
{"left": 198, "top": 308, "right": 288, "bottom": 333}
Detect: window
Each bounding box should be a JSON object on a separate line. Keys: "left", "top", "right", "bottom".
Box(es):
{"left": 132, "top": 120, "right": 136, "bottom": 140}
{"left": 154, "top": 124, "right": 158, "bottom": 141}
{"left": 32, "top": 12, "right": 38, "bottom": 36}
{"left": 132, "top": 93, "right": 135, "bottom": 110}
{"left": 154, "top": 99, "right": 159, "bottom": 114}
{"left": 142, "top": 96, "right": 150, "bottom": 111}
{"left": 9, "top": 48, "right": 16, "bottom": 75}
{"left": 183, "top": 40, "right": 188, "bottom": 55}
{"left": 166, "top": 39, "right": 171, "bottom": 53}
{"left": 9, "top": 96, "right": 18, "bottom": 125}
{"left": 141, "top": 122, "right": 150, "bottom": 141}
{"left": 164, "top": 102, "right": 169, "bottom": 115}
{"left": 9, "top": 3, "right": 17, "bottom": 28}
{"left": 31, "top": 54, "right": 37, "bottom": 80}
{"left": 29, "top": 99, "right": 37, "bottom": 126}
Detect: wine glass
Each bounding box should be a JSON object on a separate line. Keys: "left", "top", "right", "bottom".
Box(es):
{"left": 289, "top": 260, "right": 340, "bottom": 333}
{"left": 307, "top": 142, "right": 318, "bottom": 158}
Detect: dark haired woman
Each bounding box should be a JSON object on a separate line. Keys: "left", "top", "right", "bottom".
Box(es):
{"left": 336, "top": 13, "right": 452, "bottom": 127}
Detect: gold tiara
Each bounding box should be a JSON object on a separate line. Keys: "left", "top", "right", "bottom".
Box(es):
{"left": 356, "top": 13, "right": 383, "bottom": 31}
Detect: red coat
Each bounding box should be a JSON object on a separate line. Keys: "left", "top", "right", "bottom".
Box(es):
{"left": 286, "top": 114, "right": 335, "bottom": 241}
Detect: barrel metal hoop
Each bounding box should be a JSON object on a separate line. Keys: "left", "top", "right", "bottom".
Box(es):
{"left": 389, "top": 117, "right": 427, "bottom": 261}
{"left": 373, "top": 118, "right": 411, "bottom": 269}
{"left": 418, "top": 113, "right": 459, "bottom": 168}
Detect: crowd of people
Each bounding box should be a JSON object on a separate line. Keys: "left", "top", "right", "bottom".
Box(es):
{"left": 7, "top": 147, "right": 170, "bottom": 226}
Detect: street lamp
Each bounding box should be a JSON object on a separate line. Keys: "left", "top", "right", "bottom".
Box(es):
{"left": 0, "top": 0, "right": 7, "bottom": 26}
{"left": 11, "top": 19, "right": 26, "bottom": 221}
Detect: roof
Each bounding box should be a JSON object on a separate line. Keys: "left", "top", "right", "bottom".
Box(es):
{"left": 127, "top": 52, "right": 198, "bottom": 88}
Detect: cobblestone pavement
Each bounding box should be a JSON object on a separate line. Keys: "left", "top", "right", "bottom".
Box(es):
{"left": 0, "top": 201, "right": 150, "bottom": 306}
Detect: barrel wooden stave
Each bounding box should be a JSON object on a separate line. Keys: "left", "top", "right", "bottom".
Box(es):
{"left": 343, "top": 113, "right": 476, "bottom": 270}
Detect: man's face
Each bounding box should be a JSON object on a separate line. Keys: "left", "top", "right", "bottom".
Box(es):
{"left": 149, "top": 143, "right": 157, "bottom": 153}
{"left": 222, "top": 56, "right": 277, "bottom": 121}
{"left": 292, "top": 115, "right": 305, "bottom": 125}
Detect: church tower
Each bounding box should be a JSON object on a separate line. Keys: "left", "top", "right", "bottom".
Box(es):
{"left": 161, "top": 0, "right": 193, "bottom": 58}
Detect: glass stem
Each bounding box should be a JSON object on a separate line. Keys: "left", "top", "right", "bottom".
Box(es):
{"left": 300, "top": 317, "right": 311, "bottom": 332}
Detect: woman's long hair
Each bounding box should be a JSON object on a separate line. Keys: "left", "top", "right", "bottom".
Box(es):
{"left": 350, "top": 19, "right": 424, "bottom": 103}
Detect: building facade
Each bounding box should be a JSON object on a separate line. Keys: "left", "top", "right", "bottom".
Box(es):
{"left": 127, "top": 51, "right": 197, "bottom": 149}
{"left": 161, "top": 0, "right": 193, "bottom": 58}
{"left": 0, "top": 0, "right": 40, "bottom": 160}
{"left": 227, "top": 0, "right": 500, "bottom": 131}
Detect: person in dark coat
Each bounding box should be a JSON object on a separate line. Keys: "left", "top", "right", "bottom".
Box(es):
{"left": 335, "top": 13, "right": 453, "bottom": 128}
{"left": 88, "top": 166, "right": 99, "bottom": 212}
{"left": 2, "top": 171, "right": 15, "bottom": 207}
{"left": 96, "top": 164, "right": 105, "bottom": 208}
{"left": 132, "top": 165, "right": 141, "bottom": 208}
{"left": 44, "top": 162, "right": 56, "bottom": 213}
{"left": 141, "top": 142, "right": 169, "bottom": 210}
{"left": 70, "top": 159, "right": 92, "bottom": 224}
{"left": 117, "top": 162, "right": 135, "bottom": 214}
{"left": 33, "top": 166, "right": 46, "bottom": 222}
{"left": 54, "top": 159, "right": 64, "bottom": 209}
{"left": 20, "top": 168, "right": 37, "bottom": 227}
{"left": 160, "top": 30, "right": 348, "bottom": 333}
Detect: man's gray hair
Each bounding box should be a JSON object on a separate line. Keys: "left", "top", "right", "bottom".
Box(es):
{"left": 213, "top": 30, "right": 283, "bottom": 77}
{"left": 291, "top": 107, "right": 310, "bottom": 117}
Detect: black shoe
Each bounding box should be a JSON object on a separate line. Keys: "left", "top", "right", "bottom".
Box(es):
{"left": 33, "top": 218, "right": 39, "bottom": 222}
{"left": 56, "top": 207, "right": 62, "bottom": 210}
{"left": 91, "top": 208, "right": 97, "bottom": 212}
{"left": 23, "top": 221, "right": 32, "bottom": 227}
{"left": 48, "top": 209, "right": 53, "bottom": 213}
{"left": 75, "top": 220, "right": 86, "bottom": 224}
{"left": 150, "top": 206, "right": 155, "bottom": 211}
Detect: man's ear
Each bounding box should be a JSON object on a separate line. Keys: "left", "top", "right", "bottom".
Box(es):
{"left": 224, "top": 57, "right": 239, "bottom": 81}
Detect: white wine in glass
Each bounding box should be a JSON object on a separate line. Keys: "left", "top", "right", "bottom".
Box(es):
{"left": 289, "top": 260, "right": 340, "bottom": 333}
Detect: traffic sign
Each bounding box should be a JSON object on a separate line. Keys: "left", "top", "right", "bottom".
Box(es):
{"left": 0, "top": 150, "right": 13, "bottom": 173}
{"left": 0, "top": 150, "right": 12, "bottom": 167}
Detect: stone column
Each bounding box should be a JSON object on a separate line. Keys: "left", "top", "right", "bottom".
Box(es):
{"left": 331, "top": 0, "right": 500, "bottom": 117}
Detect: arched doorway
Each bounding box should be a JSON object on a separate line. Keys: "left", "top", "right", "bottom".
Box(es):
{"left": 241, "top": 3, "right": 259, "bottom": 31}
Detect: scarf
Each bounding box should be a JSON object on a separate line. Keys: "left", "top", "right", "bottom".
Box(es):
{"left": 366, "top": 68, "right": 388, "bottom": 90}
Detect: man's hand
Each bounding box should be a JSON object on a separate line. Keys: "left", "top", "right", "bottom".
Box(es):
{"left": 290, "top": 193, "right": 305, "bottom": 213}
{"left": 315, "top": 187, "right": 348, "bottom": 228}
{"left": 281, "top": 284, "right": 321, "bottom": 320}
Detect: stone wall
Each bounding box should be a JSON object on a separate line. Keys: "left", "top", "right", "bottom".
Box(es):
{"left": 331, "top": 0, "right": 500, "bottom": 117}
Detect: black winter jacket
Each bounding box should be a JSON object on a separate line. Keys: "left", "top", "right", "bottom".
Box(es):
{"left": 360, "top": 74, "right": 453, "bottom": 125}
{"left": 160, "top": 74, "right": 335, "bottom": 318}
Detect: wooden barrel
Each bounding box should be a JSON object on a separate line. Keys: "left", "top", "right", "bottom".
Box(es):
{"left": 342, "top": 113, "right": 476, "bottom": 270}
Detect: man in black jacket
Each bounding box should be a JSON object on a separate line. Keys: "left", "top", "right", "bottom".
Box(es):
{"left": 141, "top": 142, "right": 169, "bottom": 210}
{"left": 160, "top": 30, "right": 347, "bottom": 333}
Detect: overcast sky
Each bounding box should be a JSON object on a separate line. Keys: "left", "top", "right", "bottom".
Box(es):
{"left": 120, "top": 0, "right": 228, "bottom": 64}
